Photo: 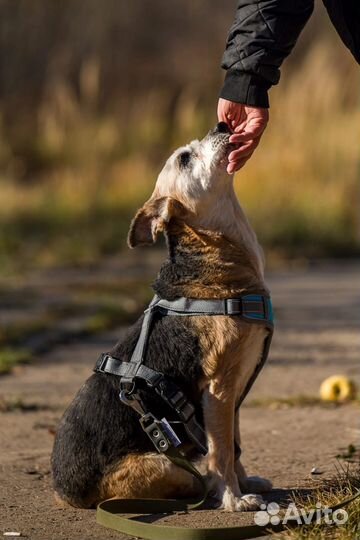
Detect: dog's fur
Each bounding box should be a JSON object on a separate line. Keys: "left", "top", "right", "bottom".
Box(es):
{"left": 51, "top": 124, "right": 272, "bottom": 511}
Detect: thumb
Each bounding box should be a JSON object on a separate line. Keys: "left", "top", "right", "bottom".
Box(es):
{"left": 217, "top": 102, "right": 227, "bottom": 123}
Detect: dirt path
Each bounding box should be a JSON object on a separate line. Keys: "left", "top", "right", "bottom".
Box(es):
{"left": 1, "top": 261, "right": 359, "bottom": 539}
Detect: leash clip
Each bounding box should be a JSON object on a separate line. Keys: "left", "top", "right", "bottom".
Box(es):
{"left": 120, "top": 390, "right": 178, "bottom": 453}
{"left": 119, "top": 390, "right": 146, "bottom": 416}
{"left": 139, "top": 413, "right": 172, "bottom": 453}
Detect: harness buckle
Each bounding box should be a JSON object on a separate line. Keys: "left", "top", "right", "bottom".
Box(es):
{"left": 97, "top": 353, "right": 110, "bottom": 372}
{"left": 226, "top": 298, "right": 242, "bottom": 315}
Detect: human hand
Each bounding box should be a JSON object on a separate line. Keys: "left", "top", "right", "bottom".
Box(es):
{"left": 217, "top": 98, "right": 269, "bottom": 174}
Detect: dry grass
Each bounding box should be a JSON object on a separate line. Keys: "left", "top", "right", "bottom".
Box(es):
{"left": 273, "top": 465, "right": 360, "bottom": 539}
{"left": 0, "top": 39, "right": 359, "bottom": 274}
{"left": 237, "top": 42, "right": 360, "bottom": 258}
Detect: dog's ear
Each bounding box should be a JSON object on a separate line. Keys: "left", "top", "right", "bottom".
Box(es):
{"left": 127, "top": 196, "right": 187, "bottom": 248}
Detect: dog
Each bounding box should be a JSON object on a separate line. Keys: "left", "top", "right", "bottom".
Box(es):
{"left": 51, "top": 122, "right": 273, "bottom": 512}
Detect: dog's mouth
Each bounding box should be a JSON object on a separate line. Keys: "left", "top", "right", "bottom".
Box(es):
{"left": 198, "top": 123, "right": 236, "bottom": 170}
{"left": 212, "top": 132, "right": 236, "bottom": 166}
{"left": 210, "top": 127, "right": 235, "bottom": 166}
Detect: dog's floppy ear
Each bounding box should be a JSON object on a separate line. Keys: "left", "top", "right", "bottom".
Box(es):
{"left": 127, "top": 196, "right": 187, "bottom": 248}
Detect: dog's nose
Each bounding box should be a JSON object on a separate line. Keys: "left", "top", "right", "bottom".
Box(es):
{"left": 215, "top": 122, "right": 231, "bottom": 134}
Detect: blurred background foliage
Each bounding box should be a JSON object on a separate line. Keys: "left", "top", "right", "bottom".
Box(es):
{"left": 0, "top": 0, "right": 359, "bottom": 274}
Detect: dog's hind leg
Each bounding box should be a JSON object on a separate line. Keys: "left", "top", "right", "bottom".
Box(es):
{"left": 98, "top": 452, "right": 201, "bottom": 502}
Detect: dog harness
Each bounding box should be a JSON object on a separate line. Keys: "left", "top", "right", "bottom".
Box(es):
{"left": 94, "top": 293, "right": 274, "bottom": 457}
{"left": 93, "top": 297, "right": 360, "bottom": 540}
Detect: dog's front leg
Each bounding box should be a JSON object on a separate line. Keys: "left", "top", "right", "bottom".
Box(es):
{"left": 203, "top": 383, "right": 263, "bottom": 511}
{"left": 234, "top": 408, "right": 272, "bottom": 494}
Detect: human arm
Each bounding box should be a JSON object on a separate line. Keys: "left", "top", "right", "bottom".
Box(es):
{"left": 218, "top": 0, "right": 314, "bottom": 172}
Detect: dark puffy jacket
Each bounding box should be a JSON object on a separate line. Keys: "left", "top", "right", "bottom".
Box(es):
{"left": 220, "top": 0, "right": 360, "bottom": 107}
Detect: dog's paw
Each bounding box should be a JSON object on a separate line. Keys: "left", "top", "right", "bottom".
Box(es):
{"left": 235, "top": 493, "right": 264, "bottom": 511}
{"left": 220, "top": 487, "right": 264, "bottom": 512}
{"left": 241, "top": 476, "right": 273, "bottom": 494}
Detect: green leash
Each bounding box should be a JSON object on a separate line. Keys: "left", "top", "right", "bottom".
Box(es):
{"left": 96, "top": 450, "right": 360, "bottom": 540}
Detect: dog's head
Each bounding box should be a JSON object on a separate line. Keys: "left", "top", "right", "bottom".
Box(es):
{"left": 128, "top": 122, "right": 234, "bottom": 248}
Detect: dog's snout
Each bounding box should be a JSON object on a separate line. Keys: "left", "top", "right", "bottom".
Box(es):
{"left": 215, "top": 122, "right": 231, "bottom": 134}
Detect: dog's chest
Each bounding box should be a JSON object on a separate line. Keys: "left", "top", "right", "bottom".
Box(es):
{"left": 233, "top": 324, "right": 269, "bottom": 403}
{"left": 113, "top": 312, "right": 268, "bottom": 416}
{"left": 191, "top": 316, "right": 268, "bottom": 401}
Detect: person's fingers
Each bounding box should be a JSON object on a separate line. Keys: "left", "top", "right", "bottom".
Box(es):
{"left": 230, "top": 118, "right": 247, "bottom": 134}
{"left": 237, "top": 157, "right": 249, "bottom": 169}
{"left": 227, "top": 161, "right": 237, "bottom": 174}
{"left": 228, "top": 137, "right": 260, "bottom": 162}
{"left": 227, "top": 108, "right": 241, "bottom": 127}
{"left": 217, "top": 99, "right": 232, "bottom": 123}
{"left": 218, "top": 99, "right": 243, "bottom": 126}
{"left": 227, "top": 156, "right": 248, "bottom": 174}
{"left": 224, "top": 107, "right": 268, "bottom": 173}
{"left": 229, "top": 132, "right": 254, "bottom": 144}
{"left": 228, "top": 147, "right": 252, "bottom": 163}
{"left": 231, "top": 121, "right": 267, "bottom": 141}
{"left": 232, "top": 109, "right": 268, "bottom": 139}
{"left": 217, "top": 103, "right": 227, "bottom": 123}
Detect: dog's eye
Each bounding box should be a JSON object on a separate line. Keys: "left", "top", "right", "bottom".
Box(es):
{"left": 178, "top": 151, "right": 191, "bottom": 168}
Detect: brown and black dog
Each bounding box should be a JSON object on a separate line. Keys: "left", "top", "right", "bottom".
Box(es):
{"left": 51, "top": 123, "right": 272, "bottom": 512}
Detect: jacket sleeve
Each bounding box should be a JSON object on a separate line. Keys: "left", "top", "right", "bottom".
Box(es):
{"left": 220, "top": 0, "right": 314, "bottom": 107}
{"left": 323, "top": 0, "right": 360, "bottom": 64}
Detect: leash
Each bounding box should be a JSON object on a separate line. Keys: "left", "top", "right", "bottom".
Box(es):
{"left": 94, "top": 295, "right": 360, "bottom": 538}
{"left": 97, "top": 484, "right": 360, "bottom": 540}
{"left": 94, "top": 293, "right": 275, "bottom": 538}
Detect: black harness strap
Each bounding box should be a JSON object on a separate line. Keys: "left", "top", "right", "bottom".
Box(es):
{"left": 94, "top": 293, "right": 273, "bottom": 456}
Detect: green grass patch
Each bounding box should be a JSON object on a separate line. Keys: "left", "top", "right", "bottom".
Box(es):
{"left": 337, "top": 445, "right": 360, "bottom": 462}
{"left": 0, "top": 347, "right": 33, "bottom": 374}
